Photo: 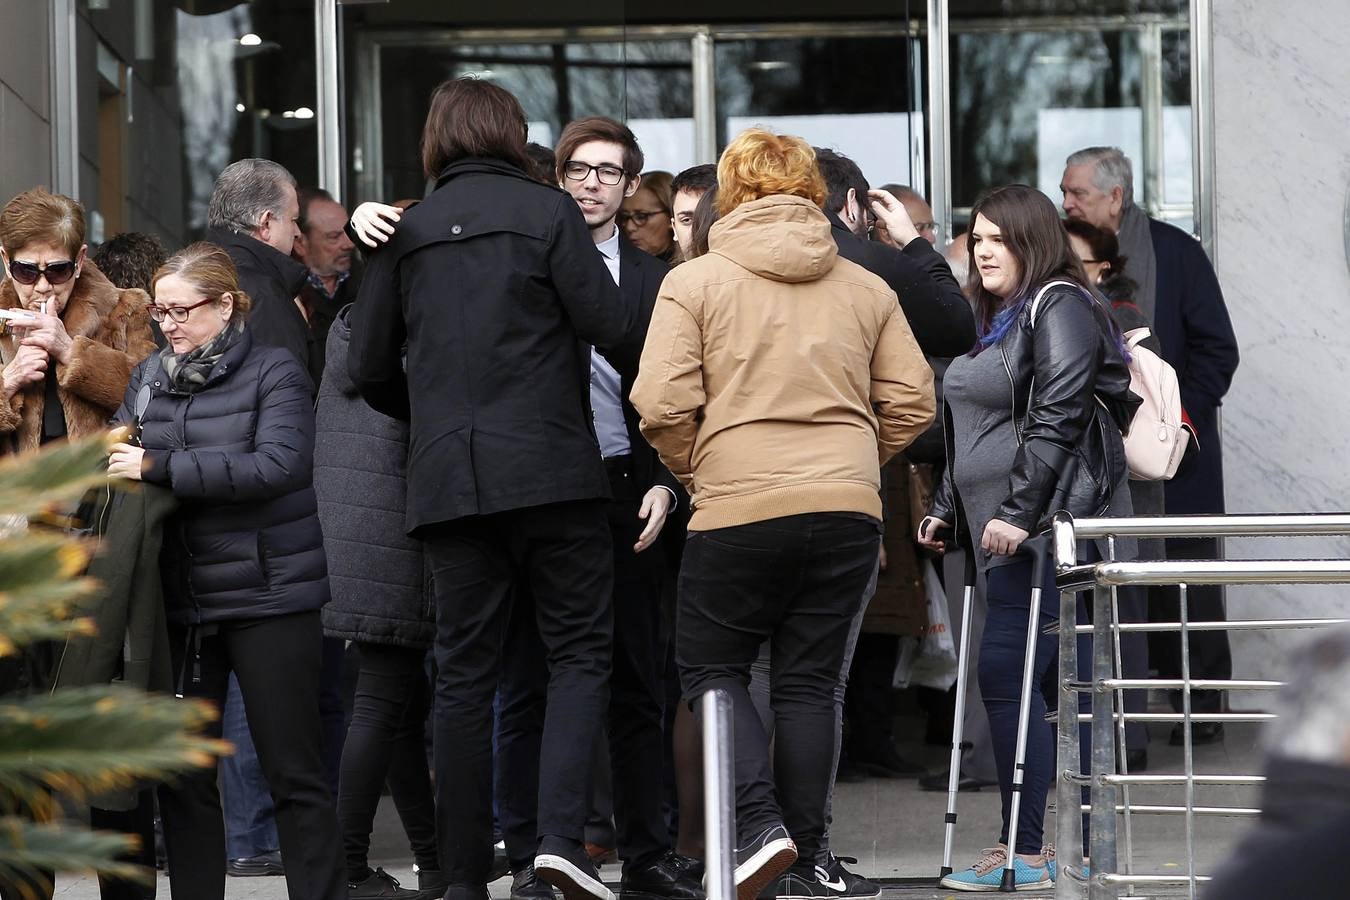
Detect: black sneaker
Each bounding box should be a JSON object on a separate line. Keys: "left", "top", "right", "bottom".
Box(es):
{"left": 347, "top": 867, "right": 426, "bottom": 898}
{"left": 811, "top": 856, "right": 880, "bottom": 900}
{"left": 513, "top": 865, "right": 560, "bottom": 900}
{"left": 730, "top": 825, "right": 797, "bottom": 900}
{"left": 621, "top": 851, "right": 705, "bottom": 900}
{"left": 536, "top": 836, "right": 616, "bottom": 900}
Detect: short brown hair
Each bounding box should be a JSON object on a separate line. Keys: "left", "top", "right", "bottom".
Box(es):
{"left": 0, "top": 188, "right": 86, "bottom": 257}
{"left": 153, "top": 242, "right": 253, "bottom": 325}
{"left": 421, "top": 78, "right": 531, "bottom": 180}
{"left": 716, "top": 129, "right": 826, "bottom": 216}
{"left": 554, "top": 117, "right": 644, "bottom": 183}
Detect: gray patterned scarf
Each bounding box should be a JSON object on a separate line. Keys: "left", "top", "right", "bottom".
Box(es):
{"left": 159, "top": 321, "right": 245, "bottom": 394}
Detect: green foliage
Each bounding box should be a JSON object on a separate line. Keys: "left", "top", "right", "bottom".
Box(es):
{"left": 0, "top": 435, "right": 226, "bottom": 891}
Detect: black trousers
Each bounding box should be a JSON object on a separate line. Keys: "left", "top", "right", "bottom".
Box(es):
{"left": 843, "top": 633, "right": 900, "bottom": 757}
{"left": 677, "top": 512, "right": 880, "bottom": 865}
{"left": 91, "top": 791, "right": 158, "bottom": 900}
{"left": 338, "top": 642, "right": 438, "bottom": 879}
{"left": 160, "top": 612, "right": 344, "bottom": 900}
{"left": 423, "top": 500, "right": 614, "bottom": 886}
{"left": 498, "top": 472, "right": 670, "bottom": 875}
{"left": 1148, "top": 537, "right": 1232, "bottom": 712}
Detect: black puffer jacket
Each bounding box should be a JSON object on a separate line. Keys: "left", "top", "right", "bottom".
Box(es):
{"left": 316, "top": 308, "right": 433, "bottom": 649}
{"left": 932, "top": 282, "right": 1138, "bottom": 536}
{"left": 114, "top": 328, "right": 328, "bottom": 624}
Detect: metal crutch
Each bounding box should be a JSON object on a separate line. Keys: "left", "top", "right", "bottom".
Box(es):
{"left": 939, "top": 544, "right": 979, "bottom": 881}
{"left": 1000, "top": 535, "right": 1051, "bottom": 893}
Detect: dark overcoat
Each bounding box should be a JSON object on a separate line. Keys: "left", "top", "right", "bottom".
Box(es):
{"left": 346, "top": 157, "right": 638, "bottom": 533}
{"left": 1148, "top": 218, "right": 1239, "bottom": 515}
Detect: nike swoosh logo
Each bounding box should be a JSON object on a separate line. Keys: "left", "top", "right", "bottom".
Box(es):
{"left": 816, "top": 871, "right": 847, "bottom": 891}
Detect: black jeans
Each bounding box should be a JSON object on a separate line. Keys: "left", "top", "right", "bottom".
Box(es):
{"left": 676, "top": 512, "right": 881, "bottom": 865}
{"left": 339, "top": 642, "right": 438, "bottom": 879}
{"left": 423, "top": 500, "right": 614, "bottom": 886}
{"left": 498, "top": 470, "right": 670, "bottom": 875}
{"left": 160, "top": 612, "right": 344, "bottom": 900}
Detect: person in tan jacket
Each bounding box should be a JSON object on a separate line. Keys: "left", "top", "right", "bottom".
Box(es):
{"left": 630, "top": 129, "right": 934, "bottom": 900}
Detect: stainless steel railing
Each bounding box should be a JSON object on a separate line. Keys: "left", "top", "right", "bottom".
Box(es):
{"left": 702, "top": 689, "right": 737, "bottom": 900}
{"left": 1049, "top": 512, "right": 1350, "bottom": 900}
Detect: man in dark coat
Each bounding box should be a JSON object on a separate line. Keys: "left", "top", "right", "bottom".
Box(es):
{"left": 204, "top": 158, "right": 323, "bottom": 877}
{"left": 348, "top": 78, "right": 638, "bottom": 900}
{"left": 295, "top": 187, "right": 360, "bottom": 384}
{"left": 814, "top": 148, "right": 977, "bottom": 360}
{"left": 495, "top": 117, "right": 700, "bottom": 900}
{"left": 1062, "top": 146, "right": 1240, "bottom": 732}
{"left": 207, "top": 158, "right": 312, "bottom": 383}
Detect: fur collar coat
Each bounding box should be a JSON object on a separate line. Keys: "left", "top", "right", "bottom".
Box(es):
{"left": 0, "top": 260, "right": 157, "bottom": 454}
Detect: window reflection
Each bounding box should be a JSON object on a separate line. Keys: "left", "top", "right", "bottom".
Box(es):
{"left": 716, "top": 35, "right": 924, "bottom": 188}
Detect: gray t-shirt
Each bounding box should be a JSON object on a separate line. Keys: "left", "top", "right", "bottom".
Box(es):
{"left": 945, "top": 343, "right": 1135, "bottom": 572}
{"left": 944, "top": 347, "right": 1020, "bottom": 572}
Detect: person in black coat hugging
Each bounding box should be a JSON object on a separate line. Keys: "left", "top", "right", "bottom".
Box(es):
{"left": 348, "top": 77, "right": 638, "bottom": 900}
{"left": 107, "top": 242, "right": 344, "bottom": 900}
{"left": 316, "top": 305, "right": 440, "bottom": 899}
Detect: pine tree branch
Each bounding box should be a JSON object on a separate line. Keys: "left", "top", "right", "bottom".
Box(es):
{"left": 0, "top": 818, "right": 149, "bottom": 895}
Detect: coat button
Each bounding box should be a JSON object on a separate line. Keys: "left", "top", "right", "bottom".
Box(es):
{"left": 451, "top": 225, "right": 463, "bottom": 235}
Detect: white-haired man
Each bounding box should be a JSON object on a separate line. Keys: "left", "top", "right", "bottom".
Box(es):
{"left": 1061, "top": 147, "right": 1240, "bottom": 742}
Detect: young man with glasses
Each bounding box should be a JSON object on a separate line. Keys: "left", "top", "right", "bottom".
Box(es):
{"left": 494, "top": 116, "right": 702, "bottom": 900}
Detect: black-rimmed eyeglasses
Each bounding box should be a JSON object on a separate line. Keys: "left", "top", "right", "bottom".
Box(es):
{"left": 562, "top": 161, "right": 627, "bottom": 186}
{"left": 148, "top": 297, "right": 216, "bottom": 323}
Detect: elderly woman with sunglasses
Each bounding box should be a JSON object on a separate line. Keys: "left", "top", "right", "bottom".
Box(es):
{"left": 0, "top": 188, "right": 156, "bottom": 454}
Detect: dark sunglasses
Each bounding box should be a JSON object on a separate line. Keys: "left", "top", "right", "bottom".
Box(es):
{"left": 10, "top": 259, "right": 76, "bottom": 286}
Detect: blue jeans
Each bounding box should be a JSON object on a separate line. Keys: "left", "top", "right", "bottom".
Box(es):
{"left": 981, "top": 547, "right": 1098, "bottom": 856}
{"left": 222, "top": 674, "right": 279, "bottom": 859}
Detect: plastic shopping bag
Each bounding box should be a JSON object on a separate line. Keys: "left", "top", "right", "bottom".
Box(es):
{"left": 892, "top": 558, "right": 958, "bottom": 691}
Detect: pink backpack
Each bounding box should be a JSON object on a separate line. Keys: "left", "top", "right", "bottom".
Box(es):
{"left": 1029, "top": 282, "right": 1191, "bottom": 482}
{"left": 1117, "top": 326, "right": 1191, "bottom": 481}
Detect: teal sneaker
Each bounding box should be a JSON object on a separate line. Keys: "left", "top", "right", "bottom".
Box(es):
{"left": 938, "top": 846, "right": 1054, "bottom": 893}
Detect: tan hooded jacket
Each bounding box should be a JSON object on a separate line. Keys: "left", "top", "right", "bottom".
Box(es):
{"left": 631, "top": 194, "right": 935, "bottom": 531}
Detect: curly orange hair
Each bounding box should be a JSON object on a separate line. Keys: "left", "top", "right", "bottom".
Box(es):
{"left": 715, "top": 129, "right": 826, "bottom": 217}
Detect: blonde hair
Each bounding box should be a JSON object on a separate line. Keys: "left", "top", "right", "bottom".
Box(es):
{"left": 0, "top": 188, "right": 86, "bottom": 257}
{"left": 716, "top": 129, "right": 826, "bottom": 216}
{"left": 152, "top": 242, "right": 253, "bottom": 325}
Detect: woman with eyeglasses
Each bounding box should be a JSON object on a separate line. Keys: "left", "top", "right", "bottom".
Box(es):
{"left": 620, "top": 169, "right": 676, "bottom": 261}
{"left": 0, "top": 188, "right": 156, "bottom": 454}
{"left": 107, "top": 242, "right": 344, "bottom": 900}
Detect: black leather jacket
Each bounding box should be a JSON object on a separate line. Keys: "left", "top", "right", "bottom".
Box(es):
{"left": 931, "top": 282, "right": 1139, "bottom": 542}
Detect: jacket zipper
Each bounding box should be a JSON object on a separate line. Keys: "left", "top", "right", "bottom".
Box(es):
{"left": 1000, "top": 343, "right": 1023, "bottom": 446}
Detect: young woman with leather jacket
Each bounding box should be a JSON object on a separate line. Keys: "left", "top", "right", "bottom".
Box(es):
{"left": 917, "top": 185, "right": 1138, "bottom": 892}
